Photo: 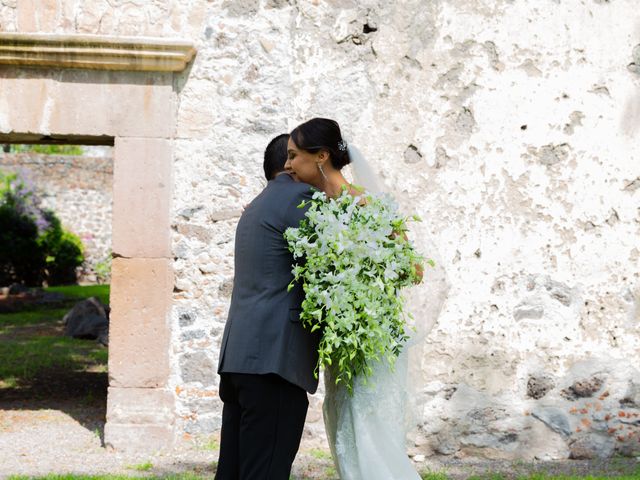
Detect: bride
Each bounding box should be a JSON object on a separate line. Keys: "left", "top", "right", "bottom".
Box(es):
{"left": 284, "top": 118, "right": 447, "bottom": 479}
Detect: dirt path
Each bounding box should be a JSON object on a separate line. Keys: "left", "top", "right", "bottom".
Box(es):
{"left": 1, "top": 400, "right": 639, "bottom": 480}
{"left": 0, "top": 398, "right": 336, "bottom": 479}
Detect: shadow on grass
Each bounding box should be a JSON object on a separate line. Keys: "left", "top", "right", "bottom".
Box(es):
{"left": 0, "top": 285, "right": 110, "bottom": 445}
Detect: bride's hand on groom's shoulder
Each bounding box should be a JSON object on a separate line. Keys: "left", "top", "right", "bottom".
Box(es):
{"left": 413, "top": 262, "right": 424, "bottom": 284}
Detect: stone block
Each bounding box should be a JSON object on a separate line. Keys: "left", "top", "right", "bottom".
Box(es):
{"left": 527, "top": 375, "right": 555, "bottom": 399}
{"left": 16, "top": 0, "right": 38, "bottom": 31}
{"left": 109, "top": 257, "right": 173, "bottom": 388}
{"left": 106, "top": 387, "right": 174, "bottom": 425}
{"left": 104, "top": 424, "right": 174, "bottom": 452}
{"left": 531, "top": 407, "right": 572, "bottom": 437}
{"left": 519, "top": 420, "right": 570, "bottom": 461}
{"left": 179, "top": 351, "right": 217, "bottom": 386}
{"left": 112, "top": 137, "right": 172, "bottom": 258}
{"left": 0, "top": 75, "right": 50, "bottom": 134}
{"left": 561, "top": 377, "right": 604, "bottom": 400}
{"left": 16, "top": 0, "right": 59, "bottom": 33}
{"left": 0, "top": 70, "right": 175, "bottom": 138}
{"left": 48, "top": 71, "right": 175, "bottom": 138}
{"left": 569, "top": 434, "right": 615, "bottom": 459}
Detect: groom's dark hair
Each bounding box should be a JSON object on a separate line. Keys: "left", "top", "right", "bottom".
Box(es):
{"left": 263, "top": 133, "right": 290, "bottom": 181}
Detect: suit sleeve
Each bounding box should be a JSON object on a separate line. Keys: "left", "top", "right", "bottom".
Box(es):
{"left": 285, "top": 185, "right": 314, "bottom": 228}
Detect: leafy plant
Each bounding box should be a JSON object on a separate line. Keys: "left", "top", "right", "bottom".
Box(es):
{"left": 38, "top": 211, "right": 84, "bottom": 286}
{"left": 8, "top": 144, "right": 84, "bottom": 155}
{"left": 0, "top": 171, "right": 47, "bottom": 286}
{"left": 0, "top": 169, "right": 84, "bottom": 286}
{"left": 285, "top": 189, "right": 425, "bottom": 394}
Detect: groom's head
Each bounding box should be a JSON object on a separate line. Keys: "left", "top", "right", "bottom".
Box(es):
{"left": 263, "top": 133, "right": 290, "bottom": 181}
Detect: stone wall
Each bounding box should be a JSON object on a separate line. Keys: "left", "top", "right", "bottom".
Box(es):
{"left": 0, "top": 152, "right": 113, "bottom": 282}
{"left": 1, "top": 0, "right": 639, "bottom": 459}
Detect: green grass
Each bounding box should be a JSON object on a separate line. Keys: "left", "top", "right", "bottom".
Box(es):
{"left": 418, "top": 474, "right": 640, "bottom": 480}
{"left": 7, "top": 471, "right": 640, "bottom": 480}
{"left": 199, "top": 436, "right": 219, "bottom": 451}
{"left": 421, "top": 471, "right": 449, "bottom": 480}
{"left": 45, "top": 285, "right": 110, "bottom": 305}
{"left": 308, "top": 448, "right": 332, "bottom": 460}
{"left": 322, "top": 465, "right": 337, "bottom": 479}
{"left": 0, "top": 307, "right": 70, "bottom": 329}
{"left": 0, "top": 285, "right": 110, "bottom": 331}
{"left": 0, "top": 284, "right": 110, "bottom": 386}
{"left": 126, "top": 461, "right": 154, "bottom": 472}
{"left": 0, "top": 334, "right": 107, "bottom": 381}
{"left": 8, "top": 476, "right": 203, "bottom": 480}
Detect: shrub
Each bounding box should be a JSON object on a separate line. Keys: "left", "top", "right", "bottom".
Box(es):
{"left": 38, "top": 212, "right": 85, "bottom": 286}
{"left": 0, "top": 201, "right": 45, "bottom": 286}
{"left": 0, "top": 170, "right": 85, "bottom": 287}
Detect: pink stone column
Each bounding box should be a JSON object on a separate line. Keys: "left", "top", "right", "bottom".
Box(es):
{"left": 105, "top": 137, "right": 175, "bottom": 450}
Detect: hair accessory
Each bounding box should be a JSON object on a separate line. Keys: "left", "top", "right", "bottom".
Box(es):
{"left": 337, "top": 139, "right": 348, "bottom": 152}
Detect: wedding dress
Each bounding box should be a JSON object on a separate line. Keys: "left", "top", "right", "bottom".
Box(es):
{"left": 323, "top": 350, "right": 421, "bottom": 479}
{"left": 321, "top": 144, "right": 449, "bottom": 479}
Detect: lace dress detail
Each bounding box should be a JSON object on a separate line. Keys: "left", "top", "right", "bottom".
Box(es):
{"left": 323, "top": 348, "right": 421, "bottom": 480}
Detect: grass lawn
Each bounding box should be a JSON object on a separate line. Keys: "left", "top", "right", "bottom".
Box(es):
{"left": 45, "top": 285, "right": 111, "bottom": 306}
{"left": 0, "top": 285, "right": 109, "bottom": 390}
{"left": 6, "top": 470, "right": 640, "bottom": 480}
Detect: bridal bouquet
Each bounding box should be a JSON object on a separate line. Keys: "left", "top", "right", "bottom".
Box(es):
{"left": 285, "top": 189, "right": 427, "bottom": 394}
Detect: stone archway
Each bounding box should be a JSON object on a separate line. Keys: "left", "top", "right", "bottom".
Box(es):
{"left": 0, "top": 33, "right": 195, "bottom": 450}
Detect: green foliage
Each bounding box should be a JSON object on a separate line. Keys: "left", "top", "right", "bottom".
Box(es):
{"left": 8, "top": 144, "right": 84, "bottom": 155}
{"left": 94, "top": 251, "right": 112, "bottom": 284}
{"left": 0, "top": 169, "right": 85, "bottom": 286}
{"left": 0, "top": 197, "right": 45, "bottom": 286}
{"left": 38, "top": 211, "right": 84, "bottom": 286}
{"left": 0, "top": 170, "right": 46, "bottom": 285}
{"left": 285, "top": 189, "right": 425, "bottom": 394}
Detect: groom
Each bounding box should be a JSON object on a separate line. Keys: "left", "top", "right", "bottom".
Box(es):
{"left": 215, "top": 133, "right": 320, "bottom": 480}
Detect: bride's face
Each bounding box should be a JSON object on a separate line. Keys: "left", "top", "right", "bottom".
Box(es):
{"left": 285, "top": 137, "right": 323, "bottom": 187}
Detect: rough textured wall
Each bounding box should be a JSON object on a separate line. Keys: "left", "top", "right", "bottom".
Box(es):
{"left": 2, "top": 0, "right": 639, "bottom": 459}
{"left": 0, "top": 152, "right": 113, "bottom": 281}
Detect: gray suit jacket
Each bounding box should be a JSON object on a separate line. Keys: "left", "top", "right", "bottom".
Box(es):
{"left": 217, "top": 173, "right": 320, "bottom": 393}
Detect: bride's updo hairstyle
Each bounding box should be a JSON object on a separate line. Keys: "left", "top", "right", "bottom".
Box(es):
{"left": 290, "top": 118, "right": 351, "bottom": 170}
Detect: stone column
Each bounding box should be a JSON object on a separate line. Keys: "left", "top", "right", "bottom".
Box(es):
{"left": 105, "top": 137, "right": 176, "bottom": 450}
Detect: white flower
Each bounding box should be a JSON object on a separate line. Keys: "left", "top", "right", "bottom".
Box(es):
{"left": 285, "top": 189, "right": 425, "bottom": 393}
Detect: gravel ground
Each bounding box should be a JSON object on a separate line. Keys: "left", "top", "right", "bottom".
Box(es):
{"left": 1, "top": 401, "right": 639, "bottom": 479}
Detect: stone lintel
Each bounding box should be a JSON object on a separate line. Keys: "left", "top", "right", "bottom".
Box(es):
{"left": 0, "top": 33, "right": 196, "bottom": 72}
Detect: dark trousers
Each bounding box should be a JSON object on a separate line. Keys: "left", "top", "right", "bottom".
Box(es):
{"left": 215, "top": 373, "right": 309, "bottom": 480}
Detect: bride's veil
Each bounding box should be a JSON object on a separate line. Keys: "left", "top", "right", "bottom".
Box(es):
{"left": 347, "top": 144, "right": 382, "bottom": 194}
{"left": 348, "top": 143, "right": 451, "bottom": 436}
